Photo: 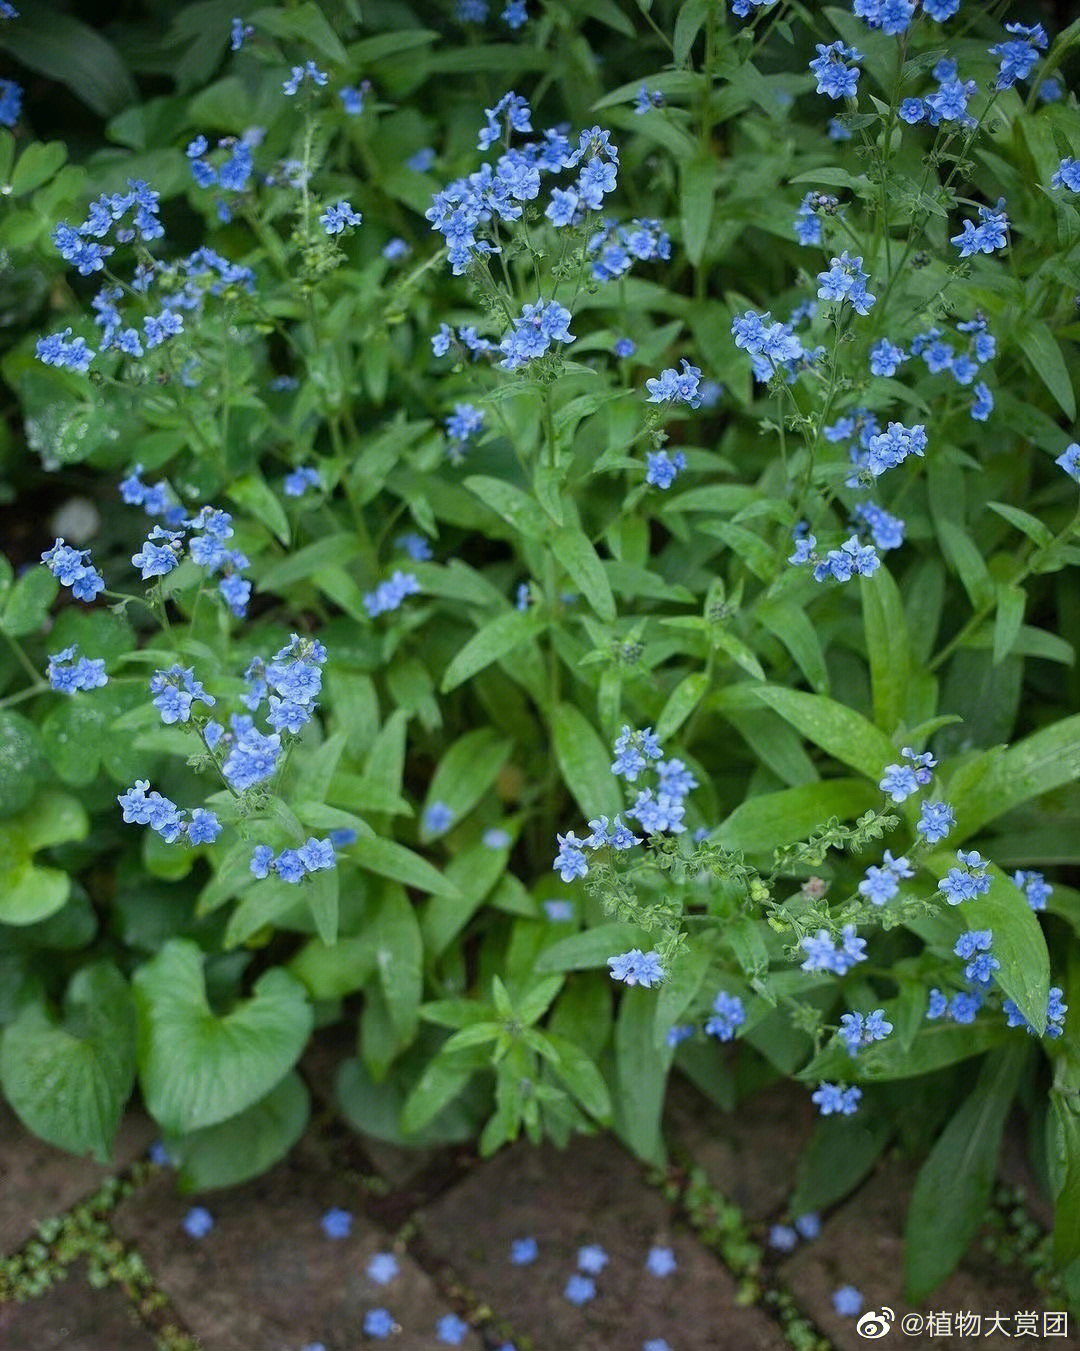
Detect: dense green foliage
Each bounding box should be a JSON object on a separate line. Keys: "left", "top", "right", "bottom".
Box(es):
{"left": 2, "top": 0, "right": 1080, "bottom": 1306}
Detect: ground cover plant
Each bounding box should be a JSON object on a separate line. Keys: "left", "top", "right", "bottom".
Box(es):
{"left": 2, "top": 0, "right": 1080, "bottom": 1311}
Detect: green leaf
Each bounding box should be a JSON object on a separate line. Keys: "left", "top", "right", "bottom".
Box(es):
{"left": 992, "top": 584, "right": 1026, "bottom": 665}
{"left": 937, "top": 521, "right": 994, "bottom": 609}
{"left": 748, "top": 686, "right": 895, "bottom": 778}
{"left": 905, "top": 1046, "right": 1027, "bottom": 1301}
{"left": 753, "top": 597, "right": 829, "bottom": 687}
{"left": 249, "top": 1, "right": 349, "bottom": 64}
{"left": 164, "top": 1072, "right": 309, "bottom": 1192}
{"left": 986, "top": 501, "right": 1054, "bottom": 549}
{"left": 10, "top": 140, "right": 66, "bottom": 196}
{"left": 950, "top": 712, "right": 1080, "bottom": 840}
{"left": 791, "top": 1114, "right": 893, "bottom": 1215}
{"left": 1, "top": 8, "right": 137, "bottom": 115}
{"left": 534, "top": 923, "right": 648, "bottom": 973}
{"left": 1049, "top": 1092, "right": 1080, "bottom": 1268}
{"left": 132, "top": 940, "right": 312, "bottom": 1133}
{"left": 654, "top": 943, "right": 711, "bottom": 1049}
{"left": 0, "top": 963, "right": 136, "bottom": 1163}
{"left": 439, "top": 608, "right": 545, "bottom": 692}
{"left": 800, "top": 1017, "right": 1013, "bottom": 1082}
{"left": 861, "top": 570, "right": 910, "bottom": 731}
{"left": 680, "top": 152, "right": 716, "bottom": 266}
{"left": 422, "top": 728, "right": 512, "bottom": 840}
{"left": 368, "top": 885, "right": 423, "bottom": 1050}
{"left": 336, "top": 1054, "right": 478, "bottom": 1146}
{"left": 716, "top": 779, "right": 876, "bottom": 854}
{"left": 613, "top": 986, "right": 670, "bottom": 1164}
{"left": 41, "top": 683, "right": 142, "bottom": 787}
{"left": 0, "top": 791, "right": 89, "bottom": 924}
{"left": 259, "top": 534, "right": 360, "bottom": 590}
{"left": 552, "top": 703, "right": 623, "bottom": 819}
{"left": 551, "top": 526, "right": 615, "bottom": 623}
{"left": 655, "top": 671, "right": 710, "bottom": 742}
{"left": 228, "top": 474, "right": 290, "bottom": 545}
{"left": 545, "top": 1030, "right": 611, "bottom": 1122}
{"left": 1016, "top": 320, "right": 1076, "bottom": 419}
{"left": 1, "top": 565, "right": 57, "bottom": 638}
{"left": 400, "top": 1058, "right": 475, "bottom": 1134}
{"left": 959, "top": 869, "right": 1050, "bottom": 1034}
{"left": 464, "top": 475, "right": 550, "bottom": 540}
{"left": 673, "top": 0, "right": 709, "bottom": 65}
{"left": 305, "top": 868, "right": 339, "bottom": 947}
{"left": 350, "top": 833, "right": 461, "bottom": 898}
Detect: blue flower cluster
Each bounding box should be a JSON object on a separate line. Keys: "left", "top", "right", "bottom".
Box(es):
{"left": 851, "top": 0, "right": 915, "bottom": 34}
{"left": 645, "top": 450, "right": 686, "bottom": 490}
{"left": 809, "top": 42, "right": 862, "bottom": 100}
{"left": 1051, "top": 159, "right": 1080, "bottom": 193}
{"left": 989, "top": 22, "right": 1047, "bottom": 91}
{"left": 607, "top": 949, "right": 665, "bottom": 988}
{"left": 838, "top": 1008, "right": 893, "bottom": 1055}
{"left": 432, "top": 324, "right": 495, "bottom": 359}
{"left": 851, "top": 501, "right": 905, "bottom": 552}
{"left": 320, "top": 200, "right": 363, "bottom": 235}
{"left": 498, "top": 300, "right": 574, "bottom": 371}
{"left": 800, "top": 925, "right": 866, "bottom": 975}
{"left": 917, "top": 800, "right": 956, "bottom": 844}
{"left": 926, "top": 986, "right": 983, "bottom": 1026}
{"left": 878, "top": 746, "right": 937, "bottom": 803}
{"left": 897, "top": 58, "right": 976, "bottom": 129}
{"left": 951, "top": 201, "right": 1009, "bottom": 257}
{"left": 865, "top": 420, "right": 927, "bottom": 478}
{"left": 1013, "top": 870, "right": 1051, "bottom": 912}
{"left": 811, "top": 1082, "right": 861, "bottom": 1116}
{"left": 645, "top": 360, "right": 702, "bottom": 407}
{"left": 150, "top": 665, "right": 215, "bottom": 725}
{"left": 953, "top": 930, "right": 999, "bottom": 985}
{"left": 731, "top": 310, "right": 807, "bottom": 383}
{"left": 117, "top": 780, "right": 222, "bottom": 846}
{"left": 445, "top": 403, "right": 485, "bottom": 449}
{"left": 788, "top": 532, "right": 880, "bottom": 584}
{"left": 250, "top": 837, "right": 336, "bottom": 883}
{"left": 187, "top": 134, "right": 254, "bottom": 193}
{"left": 588, "top": 217, "right": 670, "bottom": 281}
{"left": 283, "top": 60, "right": 328, "bottom": 96}
{"left": 634, "top": 85, "right": 665, "bottom": 114}
{"left": 48, "top": 179, "right": 162, "bottom": 276}
{"left": 284, "top": 467, "right": 321, "bottom": 497}
{"left": 1004, "top": 988, "right": 1066, "bottom": 1039}
{"left": 816, "top": 252, "right": 875, "bottom": 313}
{"left": 363, "top": 570, "right": 421, "bottom": 618}
{"left": 704, "top": 991, "right": 746, "bottom": 1042}
{"left": 793, "top": 192, "right": 838, "bottom": 247}
{"left": 41, "top": 539, "right": 105, "bottom": 602}
{"left": 47, "top": 646, "right": 108, "bottom": 694}
{"left": 427, "top": 92, "right": 620, "bottom": 275}
{"left": 125, "top": 501, "right": 251, "bottom": 617}
{"left": 857, "top": 850, "right": 914, "bottom": 906}
{"left": 938, "top": 850, "right": 991, "bottom": 905}
{"left": 0, "top": 78, "right": 21, "bottom": 128}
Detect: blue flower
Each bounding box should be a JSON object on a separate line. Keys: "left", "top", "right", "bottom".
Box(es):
{"left": 36, "top": 328, "right": 96, "bottom": 372}
{"left": 610, "top": 725, "right": 663, "bottom": 780}
{"left": 321, "top": 1207, "right": 351, "bottom": 1239}
{"left": 1052, "top": 158, "right": 1080, "bottom": 193}
{"left": 229, "top": 17, "right": 253, "bottom": 49}
{"left": 938, "top": 850, "right": 991, "bottom": 905}
{"left": 794, "top": 1213, "right": 820, "bottom": 1239}
{"left": 1056, "top": 443, "right": 1080, "bottom": 482}
{"left": 832, "top": 1285, "right": 863, "bottom": 1316}
{"left": 339, "top": 84, "right": 368, "bottom": 115}
{"left": 408, "top": 147, "right": 436, "bottom": 173}
{"left": 646, "top": 1245, "right": 676, "bottom": 1276}
{"left": 607, "top": 949, "right": 665, "bottom": 988}
{"left": 809, "top": 42, "right": 862, "bottom": 100}
{"left": 363, "top": 571, "right": 421, "bottom": 617}
{"left": 563, "top": 1274, "right": 596, "bottom": 1305}
{"left": 812, "top": 1083, "right": 861, "bottom": 1116}
{"left": 424, "top": 801, "right": 454, "bottom": 835}
{"left": 477, "top": 91, "right": 533, "bottom": 151}
{"left": 645, "top": 359, "right": 702, "bottom": 407}
{"left": 769, "top": 1225, "right": 798, "bottom": 1252}
{"left": 0, "top": 78, "right": 22, "bottom": 127}
{"left": 284, "top": 466, "right": 321, "bottom": 496}
{"left": 383, "top": 237, "right": 410, "bottom": 259}
{"left": 799, "top": 925, "right": 866, "bottom": 976}
{"left": 645, "top": 450, "right": 686, "bottom": 489}
{"left": 869, "top": 338, "right": 907, "bottom": 377}
{"left": 852, "top": 501, "right": 905, "bottom": 552}
{"left": 367, "top": 1252, "right": 400, "bottom": 1284}
{"left": 666, "top": 1023, "right": 695, "bottom": 1047}
{"left": 553, "top": 831, "right": 589, "bottom": 882}
{"left": 40, "top": 539, "right": 106, "bottom": 602}
{"left": 951, "top": 201, "right": 1009, "bottom": 256}
{"left": 970, "top": 382, "right": 994, "bottom": 421}
{"left": 1013, "top": 870, "right": 1051, "bottom": 912}
{"left": 47, "top": 646, "right": 108, "bottom": 694}
{"left": 446, "top": 403, "right": 485, "bottom": 444}
{"left": 510, "top": 1237, "right": 538, "bottom": 1264}
{"left": 182, "top": 1206, "right": 214, "bottom": 1238}
{"left": 816, "top": 252, "right": 875, "bottom": 313}
{"left": 989, "top": 22, "right": 1047, "bottom": 91}
{"left": 852, "top": 0, "right": 914, "bottom": 34}
{"left": 250, "top": 845, "right": 274, "bottom": 878}
{"left": 1004, "top": 987, "right": 1067, "bottom": 1039}
{"left": 613, "top": 337, "right": 636, "bottom": 358}
{"left": 543, "top": 900, "right": 574, "bottom": 922}
{"left": 577, "top": 1244, "right": 608, "bottom": 1273}
{"left": 188, "top": 809, "right": 222, "bottom": 846}
{"left": 436, "top": 1314, "right": 469, "bottom": 1345}
{"left": 917, "top": 800, "right": 955, "bottom": 844}
{"left": 838, "top": 1008, "right": 893, "bottom": 1054}
{"left": 320, "top": 200, "right": 362, "bottom": 235}
{"left": 283, "top": 61, "right": 328, "bottom": 95}
{"left": 866, "top": 421, "right": 926, "bottom": 477}
{"left": 705, "top": 991, "right": 745, "bottom": 1042}
{"left": 363, "top": 1308, "right": 395, "bottom": 1339}
{"left": 222, "top": 724, "right": 281, "bottom": 791}
{"left": 502, "top": 0, "right": 528, "bottom": 27}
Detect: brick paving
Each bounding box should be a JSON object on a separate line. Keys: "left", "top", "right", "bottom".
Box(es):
{"left": 0, "top": 1071, "right": 1064, "bottom": 1351}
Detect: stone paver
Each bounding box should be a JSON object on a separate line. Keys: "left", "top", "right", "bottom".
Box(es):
{"left": 664, "top": 1076, "right": 815, "bottom": 1222}
{"left": 0, "top": 1103, "right": 154, "bottom": 1254}
{"left": 0, "top": 1262, "right": 158, "bottom": 1350}
{"left": 777, "top": 1160, "right": 1045, "bottom": 1351}
{"left": 416, "top": 1132, "right": 785, "bottom": 1351}
{"left": 111, "top": 1143, "right": 482, "bottom": 1351}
